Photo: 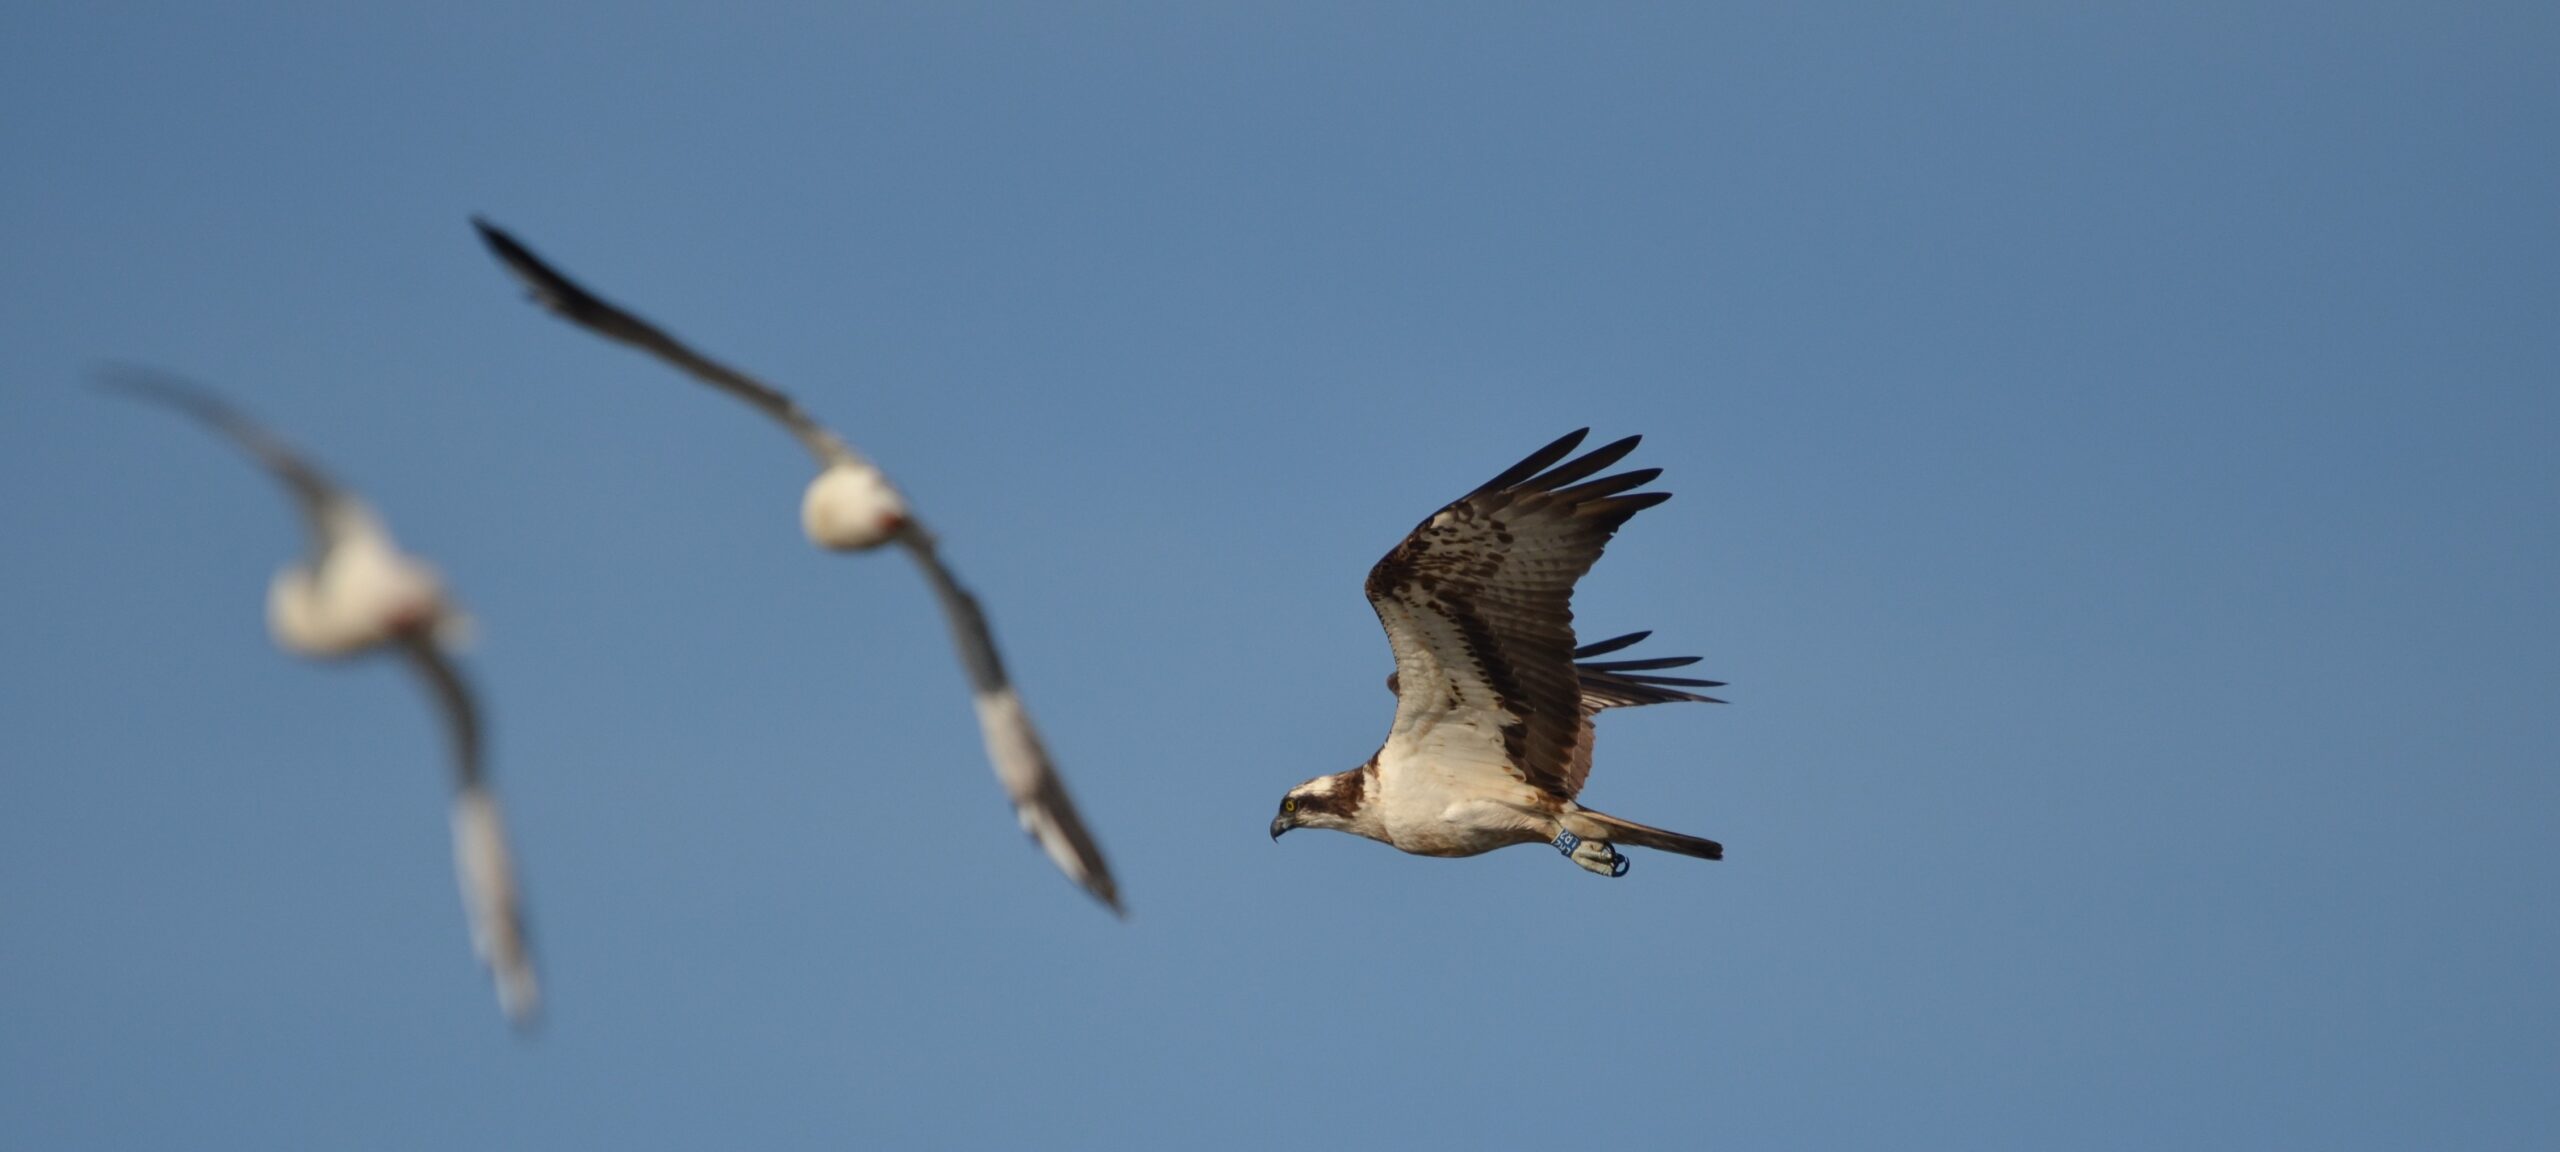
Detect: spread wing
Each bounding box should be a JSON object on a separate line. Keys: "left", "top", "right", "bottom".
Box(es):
{"left": 474, "top": 219, "right": 1121, "bottom": 913}
{"left": 103, "top": 369, "right": 535, "bottom": 1026}
{"left": 395, "top": 635, "right": 540, "bottom": 1029}
{"left": 94, "top": 366, "right": 357, "bottom": 555}
{"left": 1367, "top": 429, "right": 1669, "bottom": 801}
{"left": 472, "top": 219, "right": 854, "bottom": 467}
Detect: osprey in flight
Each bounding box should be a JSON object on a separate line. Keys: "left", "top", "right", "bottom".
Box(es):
{"left": 101, "top": 369, "right": 540, "bottom": 1028}
{"left": 1270, "top": 429, "right": 1727, "bottom": 877}
{"left": 472, "top": 219, "right": 1120, "bottom": 914}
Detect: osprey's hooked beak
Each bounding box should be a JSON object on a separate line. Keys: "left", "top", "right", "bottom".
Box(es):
{"left": 1269, "top": 815, "right": 1292, "bottom": 841}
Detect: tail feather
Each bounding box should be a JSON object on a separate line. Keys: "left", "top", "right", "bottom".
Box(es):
{"left": 1581, "top": 808, "right": 1724, "bottom": 861}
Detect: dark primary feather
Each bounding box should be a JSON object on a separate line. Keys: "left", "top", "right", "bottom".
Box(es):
{"left": 1572, "top": 630, "right": 1653, "bottom": 658}
{"left": 1518, "top": 434, "right": 1642, "bottom": 492}
{"left": 94, "top": 366, "right": 350, "bottom": 553}
{"left": 1573, "top": 630, "right": 1727, "bottom": 710}
{"left": 1466, "top": 427, "right": 1589, "bottom": 496}
{"left": 470, "top": 218, "right": 851, "bottom": 466}
{"left": 1581, "top": 654, "right": 1704, "bottom": 672}
{"left": 1577, "top": 670, "right": 1725, "bottom": 711}
{"left": 1563, "top": 467, "right": 1663, "bottom": 501}
{"left": 1416, "top": 629, "right": 1725, "bottom": 710}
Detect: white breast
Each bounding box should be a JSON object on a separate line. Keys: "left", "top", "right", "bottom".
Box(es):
{"left": 267, "top": 519, "right": 450, "bottom": 656}
{"left": 800, "top": 462, "right": 910, "bottom": 551}
{"left": 1370, "top": 741, "right": 1548, "bottom": 856}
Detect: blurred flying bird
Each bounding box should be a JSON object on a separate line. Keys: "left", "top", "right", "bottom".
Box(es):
{"left": 1270, "top": 429, "right": 1727, "bottom": 877}
{"left": 99, "top": 367, "right": 540, "bottom": 1028}
{"left": 471, "top": 219, "right": 1120, "bottom": 914}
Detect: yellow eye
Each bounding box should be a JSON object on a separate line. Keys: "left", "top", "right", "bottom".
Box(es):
{"left": 1283, "top": 798, "right": 1298, "bottom": 813}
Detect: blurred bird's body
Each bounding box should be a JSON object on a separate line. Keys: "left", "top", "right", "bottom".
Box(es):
{"left": 264, "top": 503, "right": 457, "bottom": 656}
{"left": 474, "top": 219, "right": 1121, "bottom": 913}
{"left": 103, "top": 369, "right": 539, "bottom": 1029}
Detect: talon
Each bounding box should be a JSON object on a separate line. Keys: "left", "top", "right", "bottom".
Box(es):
{"left": 1561, "top": 833, "right": 1625, "bottom": 877}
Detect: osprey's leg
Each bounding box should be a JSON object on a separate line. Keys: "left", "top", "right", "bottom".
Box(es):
{"left": 1551, "top": 831, "right": 1630, "bottom": 877}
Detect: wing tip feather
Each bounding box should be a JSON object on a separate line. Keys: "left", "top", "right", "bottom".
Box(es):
{"left": 1472, "top": 427, "right": 1592, "bottom": 495}
{"left": 1573, "top": 630, "right": 1653, "bottom": 658}
{"left": 1525, "top": 433, "right": 1645, "bottom": 492}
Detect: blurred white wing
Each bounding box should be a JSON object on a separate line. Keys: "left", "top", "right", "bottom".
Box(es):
{"left": 398, "top": 636, "right": 540, "bottom": 1028}
{"left": 475, "top": 219, "right": 1121, "bottom": 913}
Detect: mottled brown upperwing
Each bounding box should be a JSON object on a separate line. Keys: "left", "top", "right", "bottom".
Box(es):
{"left": 1363, "top": 430, "right": 1671, "bottom": 799}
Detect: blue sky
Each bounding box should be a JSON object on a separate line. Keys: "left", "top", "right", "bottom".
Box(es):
{"left": 3, "top": 3, "right": 2554, "bottom": 1147}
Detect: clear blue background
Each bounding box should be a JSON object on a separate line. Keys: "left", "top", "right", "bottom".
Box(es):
{"left": 3, "top": 3, "right": 2553, "bottom": 1147}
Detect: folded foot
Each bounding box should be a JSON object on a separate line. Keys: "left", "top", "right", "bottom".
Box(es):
{"left": 1552, "top": 831, "right": 1630, "bottom": 877}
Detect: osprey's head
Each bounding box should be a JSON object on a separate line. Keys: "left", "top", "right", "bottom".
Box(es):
{"left": 1269, "top": 767, "right": 1368, "bottom": 840}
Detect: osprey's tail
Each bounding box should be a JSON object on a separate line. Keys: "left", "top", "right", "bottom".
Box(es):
{"left": 1576, "top": 807, "right": 1725, "bottom": 861}
{"left": 1573, "top": 631, "right": 1726, "bottom": 711}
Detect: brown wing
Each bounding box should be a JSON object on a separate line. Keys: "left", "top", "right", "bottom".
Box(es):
{"left": 472, "top": 218, "right": 855, "bottom": 467}
{"left": 1366, "top": 429, "right": 1670, "bottom": 800}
